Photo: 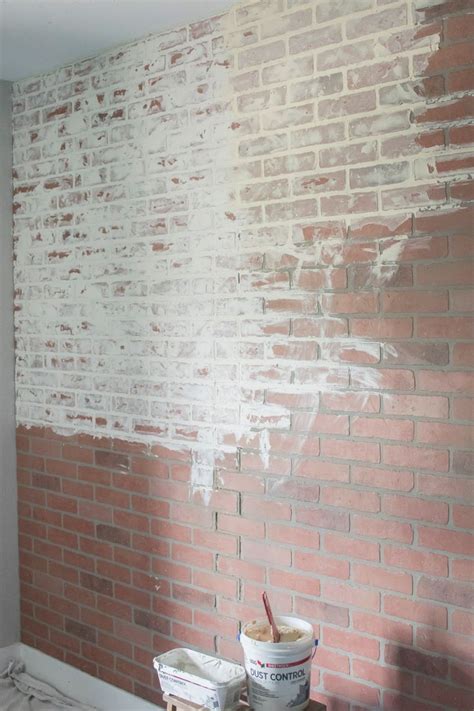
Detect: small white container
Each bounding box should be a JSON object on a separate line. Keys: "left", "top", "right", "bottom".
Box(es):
{"left": 153, "top": 648, "right": 246, "bottom": 710}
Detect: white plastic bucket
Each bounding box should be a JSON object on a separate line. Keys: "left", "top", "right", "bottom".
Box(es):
{"left": 240, "top": 616, "right": 317, "bottom": 711}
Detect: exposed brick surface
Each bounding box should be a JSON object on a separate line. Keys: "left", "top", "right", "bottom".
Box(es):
{"left": 12, "top": 0, "right": 474, "bottom": 708}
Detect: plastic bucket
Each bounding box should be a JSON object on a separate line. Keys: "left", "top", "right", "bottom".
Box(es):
{"left": 240, "top": 616, "right": 317, "bottom": 711}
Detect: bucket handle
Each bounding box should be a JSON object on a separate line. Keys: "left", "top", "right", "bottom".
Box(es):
{"left": 237, "top": 633, "right": 319, "bottom": 657}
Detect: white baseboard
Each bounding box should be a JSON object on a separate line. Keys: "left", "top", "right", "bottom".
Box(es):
{"left": 0, "top": 643, "right": 162, "bottom": 710}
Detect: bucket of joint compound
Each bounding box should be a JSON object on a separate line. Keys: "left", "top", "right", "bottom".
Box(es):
{"left": 240, "top": 616, "right": 317, "bottom": 711}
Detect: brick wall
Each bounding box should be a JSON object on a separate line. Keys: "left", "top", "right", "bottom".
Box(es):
{"left": 12, "top": 0, "right": 473, "bottom": 708}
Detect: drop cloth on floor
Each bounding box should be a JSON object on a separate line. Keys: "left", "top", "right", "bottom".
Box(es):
{"left": 0, "top": 661, "right": 97, "bottom": 711}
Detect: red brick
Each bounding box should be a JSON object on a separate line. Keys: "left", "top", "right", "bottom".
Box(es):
{"left": 17, "top": 453, "right": 45, "bottom": 472}
{"left": 172, "top": 622, "right": 214, "bottom": 652}
{"left": 453, "top": 343, "right": 474, "bottom": 367}
{"left": 217, "top": 556, "right": 265, "bottom": 583}
{"left": 382, "top": 393, "right": 448, "bottom": 419}
{"left": 452, "top": 559, "right": 474, "bottom": 582}
{"left": 353, "top": 611, "right": 413, "bottom": 645}
{"left": 95, "top": 486, "right": 130, "bottom": 509}
{"left": 354, "top": 658, "right": 413, "bottom": 694}
{"left": 324, "top": 673, "right": 380, "bottom": 706}
{"left": 383, "top": 494, "right": 449, "bottom": 524}
{"left": 31, "top": 439, "right": 62, "bottom": 458}
{"left": 450, "top": 124, "right": 474, "bottom": 145}
{"left": 294, "top": 550, "right": 349, "bottom": 580}
{"left": 194, "top": 529, "right": 237, "bottom": 555}
{"left": 326, "top": 581, "right": 380, "bottom": 615}
{"left": 242, "top": 539, "right": 291, "bottom": 567}
{"left": 385, "top": 643, "right": 447, "bottom": 678}
{"left": 296, "top": 506, "right": 349, "bottom": 532}
{"left": 351, "top": 417, "right": 414, "bottom": 442}
{"left": 78, "top": 465, "right": 111, "bottom": 486}
{"left": 450, "top": 289, "right": 474, "bottom": 312}
{"left": 131, "top": 456, "right": 169, "bottom": 477}
{"left": 417, "top": 261, "right": 473, "bottom": 288}
{"left": 352, "top": 514, "right": 413, "bottom": 544}
{"left": 241, "top": 496, "right": 291, "bottom": 521}
{"left": 62, "top": 444, "right": 94, "bottom": 464}
{"left": 268, "top": 568, "right": 320, "bottom": 596}
{"left": 111, "top": 472, "right": 148, "bottom": 496}
{"left": 267, "top": 523, "right": 319, "bottom": 550}
{"left": 325, "top": 532, "right": 379, "bottom": 561}
{"left": 417, "top": 675, "right": 473, "bottom": 708}
{"left": 48, "top": 561, "right": 78, "bottom": 584}
{"left": 383, "top": 444, "right": 449, "bottom": 472}
{"left": 418, "top": 575, "right": 473, "bottom": 609}
{"left": 415, "top": 206, "right": 474, "bottom": 236}
{"left": 322, "top": 391, "right": 380, "bottom": 414}
{"left": 384, "top": 595, "right": 447, "bottom": 629}
{"left": 418, "top": 474, "right": 473, "bottom": 500}
{"left": 453, "top": 450, "right": 474, "bottom": 475}
{"left": 416, "top": 316, "right": 473, "bottom": 339}
{"left": 320, "top": 439, "right": 380, "bottom": 464}
{"left": 383, "top": 290, "right": 448, "bottom": 313}
{"left": 452, "top": 610, "right": 474, "bottom": 636}
{"left": 321, "top": 293, "right": 379, "bottom": 314}
{"left": 351, "top": 317, "right": 413, "bottom": 339}
{"left": 96, "top": 523, "right": 130, "bottom": 546}
{"left": 418, "top": 526, "right": 473, "bottom": 556}
{"left": 421, "top": 41, "right": 474, "bottom": 73}
{"left": 352, "top": 465, "right": 413, "bottom": 492}
{"left": 320, "top": 485, "right": 380, "bottom": 512}
{"left": 415, "top": 96, "right": 474, "bottom": 125}
{"left": 295, "top": 596, "right": 349, "bottom": 627}
{"left": 316, "top": 647, "right": 350, "bottom": 674}
{"left": 450, "top": 234, "right": 474, "bottom": 259}
{"left": 453, "top": 504, "right": 474, "bottom": 529}
{"left": 95, "top": 450, "right": 129, "bottom": 471}
{"left": 418, "top": 626, "right": 473, "bottom": 664}
{"left": 417, "top": 369, "right": 474, "bottom": 394}
{"left": 387, "top": 343, "right": 442, "bottom": 368}
{"left": 451, "top": 660, "right": 474, "bottom": 690}
{"left": 447, "top": 67, "right": 474, "bottom": 93}
{"left": 292, "top": 413, "right": 348, "bottom": 436}
{"left": 324, "top": 626, "right": 380, "bottom": 660}
{"left": 172, "top": 543, "right": 214, "bottom": 570}
{"left": 353, "top": 563, "right": 412, "bottom": 594}
{"left": 352, "top": 368, "right": 415, "bottom": 392}
{"left": 384, "top": 544, "right": 448, "bottom": 576}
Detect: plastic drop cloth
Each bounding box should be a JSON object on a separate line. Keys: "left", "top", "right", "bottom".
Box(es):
{"left": 0, "top": 661, "right": 97, "bottom": 711}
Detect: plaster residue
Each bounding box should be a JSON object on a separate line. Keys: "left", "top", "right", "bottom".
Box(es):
{"left": 12, "top": 0, "right": 444, "bottom": 505}
{"left": 371, "top": 235, "right": 409, "bottom": 282}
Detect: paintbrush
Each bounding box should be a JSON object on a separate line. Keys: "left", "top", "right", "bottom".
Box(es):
{"left": 262, "top": 591, "right": 280, "bottom": 643}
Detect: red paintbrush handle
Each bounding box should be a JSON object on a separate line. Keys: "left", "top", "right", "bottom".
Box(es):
{"left": 262, "top": 592, "right": 280, "bottom": 643}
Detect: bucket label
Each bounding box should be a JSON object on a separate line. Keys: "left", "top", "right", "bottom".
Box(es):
{"left": 244, "top": 652, "right": 312, "bottom": 710}
{"left": 251, "top": 655, "right": 311, "bottom": 669}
